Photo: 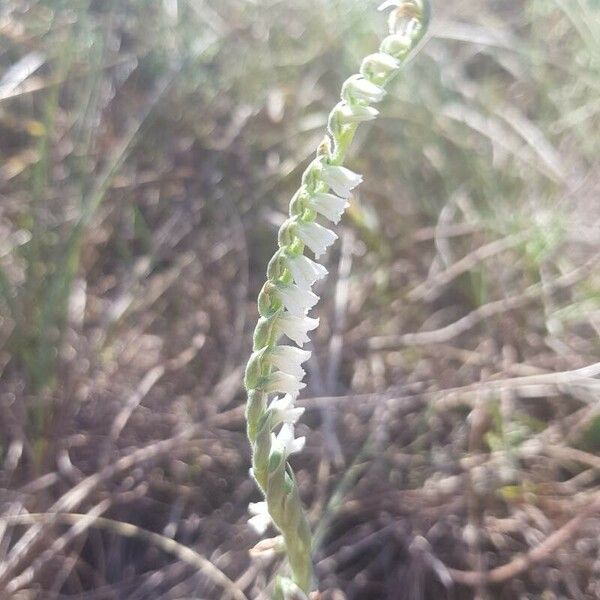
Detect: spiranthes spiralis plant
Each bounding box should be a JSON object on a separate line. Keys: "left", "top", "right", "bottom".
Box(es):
{"left": 244, "top": 1, "right": 431, "bottom": 597}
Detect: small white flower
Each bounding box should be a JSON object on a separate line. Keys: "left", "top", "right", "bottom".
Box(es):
{"left": 342, "top": 74, "right": 386, "bottom": 104}
{"left": 362, "top": 52, "right": 400, "bottom": 75}
{"left": 271, "top": 423, "right": 306, "bottom": 457}
{"left": 264, "top": 371, "right": 306, "bottom": 396}
{"left": 248, "top": 501, "right": 271, "bottom": 535}
{"left": 277, "top": 283, "right": 319, "bottom": 316}
{"left": 338, "top": 102, "right": 379, "bottom": 124}
{"left": 322, "top": 165, "right": 363, "bottom": 199}
{"left": 308, "top": 192, "right": 349, "bottom": 225}
{"left": 270, "top": 345, "right": 311, "bottom": 378}
{"left": 268, "top": 394, "right": 305, "bottom": 425}
{"left": 296, "top": 221, "right": 338, "bottom": 259}
{"left": 287, "top": 253, "right": 328, "bottom": 289}
{"left": 277, "top": 312, "right": 319, "bottom": 346}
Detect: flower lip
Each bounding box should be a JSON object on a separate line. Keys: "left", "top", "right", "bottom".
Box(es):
{"left": 308, "top": 192, "right": 349, "bottom": 225}
{"left": 321, "top": 164, "right": 363, "bottom": 199}
{"left": 277, "top": 282, "right": 319, "bottom": 317}
{"left": 338, "top": 103, "right": 379, "bottom": 124}
{"left": 264, "top": 371, "right": 306, "bottom": 396}
{"left": 277, "top": 312, "right": 319, "bottom": 346}
{"left": 286, "top": 253, "right": 328, "bottom": 289}
{"left": 268, "top": 394, "right": 305, "bottom": 426}
{"left": 270, "top": 345, "right": 311, "bottom": 378}
{"left": 296, "top": 221, "right": 338, "bottom": 259}
{"left": 271, "top": 423, "right": 306, "bottom": 458}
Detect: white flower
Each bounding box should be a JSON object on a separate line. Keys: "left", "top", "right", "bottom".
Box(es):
{"left": 270, "top": 345, "right": 311, "bottom": 378}
{"left": 322, "top": 165, "right": 363, "bottom": 199}
{"left": 308, "top": 192, "right": 349, "bottom": 225}
{"left": 268, "top": 394, "right": 305, "bottom": 425}
{"left": 362, "top": 52, "right": 400, "bottom": 75}
{"left": 277, "top": 283, "right": 319, "bottom": 316}
{"left": 342, "top": 74, "right": 385, "bottom": 104}
{"left": 287, "top": 253, "right": 328, "bottom": 289}
{"left": 248, "top": 501, "right": 271, "bottom": 535}
{"left": 271, "top": 423, "right": 306, "bottom": 457}
{"left": 338, "top": 102, "right": 379, "bottom": 124}
{"left": 296, "top": 221, "right": 338, "bottom": 259}
{"left": 264, "top": 371, "right": 306, "bottom": 396}
{"left": 277, "top": 312, "right": 319, "bottom": 346}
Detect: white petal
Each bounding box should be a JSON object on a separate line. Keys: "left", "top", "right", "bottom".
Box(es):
{"left": 264, "top": 371, "right": 305, "bottom": 396}
{"left": 268, "top": 394, "right": 305, "bottom": 425}
{"left": 248, "top": 502, "right": 271, "bottom": 535}
{"left": 342, "top": 75, "right": 386, "bottom": 104}
{"left": 272, "top": 423, "right": 306, "bottom": 457}
{"left": 322, "top": 165, "right": 363, "bottom": 199}
{"left": 363, "top": 52, "right": 400, "bottom": 72}
{"left": 249, "top": 501, "right": 268, "bottom": 516}
{"left": 309, "top": 192, "right": 349, "bottom": 225}
{"left": 338, "top": 103, "right": 379, "bottom": 124}
{"left": 287, "top": 254, "right": 328, "bottom": 289}
{"left": 277, "top": 283, "right": 319, "bottom": 316}
{"left": 270, "top": 345, "right": 311, "bottom": 378}
{"left": 277, "top": 312, "right": 319, "bottom": 346}
{"left": 378, "top": 0, "right": 399, "bottom": 10}
{"left": 297, "top": 221, "right": 338, "bottom": 259}
{"left": 289, "top": 435, "right": 306, "bottom": 455}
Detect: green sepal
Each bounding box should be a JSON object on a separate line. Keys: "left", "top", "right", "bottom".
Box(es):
{"left": 252, "top": 416, "right": 272, "bottom": 491}
{"left": 244, "top": 348, "right": 267, "bottom": 390}
{"left": 380, "top": 33, "right": 412, "bottom": 59}
{"left": 253, "top": 316, "right": 278, "bottom": 351}
{"left": 300, "top": 160, "right": 323, "bottom": 194}
{"left": 288, "top": 189, "right": 306, "bottom": 218}
{"left": 266, "top": 449, "right": 287, "bottom": 523}
{"left": 246, "top": 389, "right": 266, "bottom": 443}
{"left": 266, "top": 250, "right": 285, "bottom": 281}
{"left": 278, "top": 218, "right": 298, "bottom": 248}
{"left": 327, "top": 105, "right": 345, "bottom": 140}
{"left": 258, "top": 281, "right": 281, "bottom": 317}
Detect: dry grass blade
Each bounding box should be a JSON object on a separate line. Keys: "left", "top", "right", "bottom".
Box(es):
{"left": 0, "top": 512, "right": 248, "bottom": 600}
{"left": 447, "top": 491, "right": 600, "bottom": 586}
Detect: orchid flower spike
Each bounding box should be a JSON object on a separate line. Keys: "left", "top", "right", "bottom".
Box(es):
{"left": 243, "top": 2, "right": 431, "bottom": 595}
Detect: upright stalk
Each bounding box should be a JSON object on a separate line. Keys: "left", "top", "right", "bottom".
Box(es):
{"left": 244, "top": 2, "right": 430, "bottom": 597}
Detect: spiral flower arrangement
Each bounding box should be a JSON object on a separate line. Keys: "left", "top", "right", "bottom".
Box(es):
{"left": 244, "top": 2, "right": 430, "bottom": 597}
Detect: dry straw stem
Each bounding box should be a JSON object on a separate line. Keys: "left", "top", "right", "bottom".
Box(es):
{"left": 369, "top": 254, "right": 600, "bottom": 349}
{"left": 0, "top": 429, "right": 201, "bottom": 590}
{"left": 0, "top": 512, "right": 248, "bottom": 600}
{"left": 448, "top": 490, "right": 600, "bottom": 586}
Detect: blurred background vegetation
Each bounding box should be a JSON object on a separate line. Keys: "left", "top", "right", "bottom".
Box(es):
{"left": 0, "top": 0, "right": 599, "bottom": 598}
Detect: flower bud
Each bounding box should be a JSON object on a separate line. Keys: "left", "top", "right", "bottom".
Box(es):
{"left": 380, "top": 33, "right": 413, "bottom": 58}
